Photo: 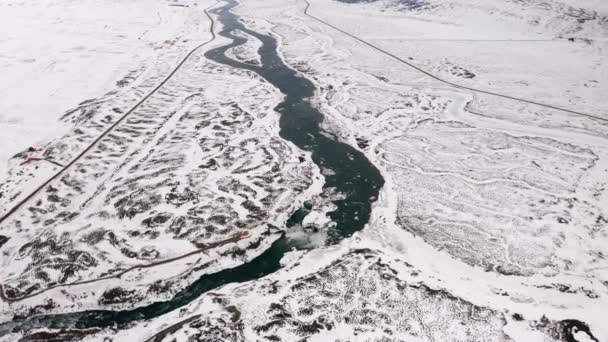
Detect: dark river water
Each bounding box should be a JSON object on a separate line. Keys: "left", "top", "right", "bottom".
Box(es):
{"left": 0, "top": 0, "right": 383, "bottom": 336}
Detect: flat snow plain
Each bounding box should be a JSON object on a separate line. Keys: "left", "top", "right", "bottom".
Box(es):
{"left": 0, "top": 0, "right": 210, "bottom": 172}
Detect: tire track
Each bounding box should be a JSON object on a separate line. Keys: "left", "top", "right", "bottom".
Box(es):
{"left": 302, "top": 0, "right": 607, "bottom": 123}
{"left": 0, "top": 1, "right": 219, "bottom": 225}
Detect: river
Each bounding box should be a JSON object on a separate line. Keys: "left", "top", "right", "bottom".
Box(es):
{"left": 0, "top": 0, "right": 383, "bottom": 336}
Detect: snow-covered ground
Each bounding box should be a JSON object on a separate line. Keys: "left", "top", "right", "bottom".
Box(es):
{"left": 0, "top": 0, "right": 212, "bottom": 173}
{"left": 0, "top": 0, "right": 328, "bottom": 320}
{"left": 235, "top": 0, "right": 608, "bottom": 339}
{"left": 0, "top": 0, "right": 607, "bottom": 341}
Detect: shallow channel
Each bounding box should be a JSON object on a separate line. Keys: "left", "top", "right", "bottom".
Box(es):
{"left": 0, "top": 0, "right": 383, "bottom": 336}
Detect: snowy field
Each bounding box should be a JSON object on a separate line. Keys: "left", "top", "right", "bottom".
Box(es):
{"left": 0, "top": 0, "right": 607, "bottom": 341}
{"left": 0, "top": 0, "right": 212, "bottom": 173}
